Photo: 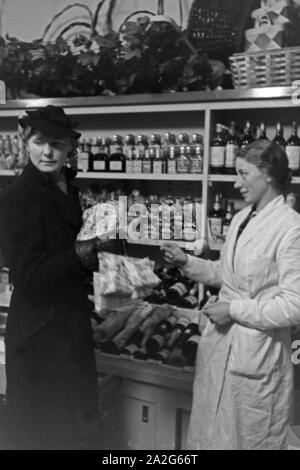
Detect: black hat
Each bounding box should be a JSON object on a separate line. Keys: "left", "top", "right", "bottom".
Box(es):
{"left": 19, "top": 105, "right": 81, "bottom": 139}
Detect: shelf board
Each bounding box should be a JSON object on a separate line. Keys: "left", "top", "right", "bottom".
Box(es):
{"left": 76, "top": 172, "right": 203, "bottom": 181}
{"left": 95, "top": 351, "right": 194, "bottom": 392}
{"left": 209, "top": 175, "right": 236, "bottom": 182}
{"left": 0, "top": 87, "right": 297, "bottom": 116}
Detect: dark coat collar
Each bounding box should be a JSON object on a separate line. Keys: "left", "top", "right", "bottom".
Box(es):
{"left": 23, "top": 161, "right": 82, "bottom": 231}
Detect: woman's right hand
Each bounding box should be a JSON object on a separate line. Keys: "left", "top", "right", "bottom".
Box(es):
{"left": 161, "top": 242, "right": 188, "bottom": 268}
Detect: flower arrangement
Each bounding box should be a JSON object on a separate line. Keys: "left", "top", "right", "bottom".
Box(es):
{"left": 0, "top": 3, "right": 213, "bottom": 99}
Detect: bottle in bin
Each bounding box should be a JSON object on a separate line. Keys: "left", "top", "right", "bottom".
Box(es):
{"left": 181, "top": 334, "right": 201, "bottom": 367}
{"left": 167, "top": 277, "right": 194, "bottom": 306}
{"left": 145, "top": 316, "right": 177, "bottom": 354}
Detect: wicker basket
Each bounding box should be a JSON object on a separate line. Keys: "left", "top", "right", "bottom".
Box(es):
{"left": 187, "top": 0, "right": 256, "bottom": 63}
{"left": 229, "top": 46, "right": 300, "bottom": 88}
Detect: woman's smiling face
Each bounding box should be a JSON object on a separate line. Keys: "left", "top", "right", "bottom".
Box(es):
{"left": 27, "top": 131, "right": 71, "bottom": 174}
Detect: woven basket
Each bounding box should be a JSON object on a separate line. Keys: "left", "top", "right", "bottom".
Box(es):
{"left": 229, "top": 46, "right": 300, "bottom": 88}
{"left": 187, "top": 0, "right": 256, "bottom": 63}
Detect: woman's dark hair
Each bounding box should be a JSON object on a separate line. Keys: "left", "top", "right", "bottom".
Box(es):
{"left": 237, "top": 139, "right": 292, "bottom": 192}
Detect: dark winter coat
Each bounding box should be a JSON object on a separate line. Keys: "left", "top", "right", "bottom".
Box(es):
{"left": 0, "top": 161, "right": 100, "bottom": 449}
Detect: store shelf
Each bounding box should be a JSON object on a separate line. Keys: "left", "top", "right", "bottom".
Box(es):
{"left": 76, "top": 172, "right": 204, "bottom": 182}
{"left": 95, "top": 351, "right": 194, "bottom": 392}
{"left": 209, "top": 175, "right": 236, "bottom": 183}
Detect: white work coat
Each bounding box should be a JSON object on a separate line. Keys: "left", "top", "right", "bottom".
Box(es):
{"left": 183, "top": 195, "right": 300, "bottom": 450}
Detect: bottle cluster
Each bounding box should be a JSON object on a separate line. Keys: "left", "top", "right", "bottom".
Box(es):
{"left": 74, "top": 132, "right": 204, "bottom": 175}
{"left": 0, "top": 134, "right": 20, "bottom": 170}
{"left": 210, "top": 121, "right": 300, "bottom": 176}
{"left": 97, "top": 309, "right": 201, "bottom": 368}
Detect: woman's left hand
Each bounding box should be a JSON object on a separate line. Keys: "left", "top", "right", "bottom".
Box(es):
{"left": 202, "top": 301, "right": 233, "bottom": 327}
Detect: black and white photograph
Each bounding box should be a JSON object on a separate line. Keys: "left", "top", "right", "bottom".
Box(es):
{"left": 0, "top": 0, "right": 300, "bottom": 452}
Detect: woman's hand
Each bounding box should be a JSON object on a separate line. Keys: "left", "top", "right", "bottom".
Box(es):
{"left": 202, "top": 301, "right": 233, "bottom": 327}
{"left": 161, "top": 242, "right": 188, "bottom": 268}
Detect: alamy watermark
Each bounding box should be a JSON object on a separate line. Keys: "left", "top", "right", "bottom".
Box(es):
{"left": 92, "top": 196, "right": 203, "bottom": 241}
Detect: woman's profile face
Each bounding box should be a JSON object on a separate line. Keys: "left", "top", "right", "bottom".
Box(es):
{"left": 234, "top": 157, "right": 270, "bottom": 210}
{"left": 27, "top": 131, "right": 72, "bottom": 174}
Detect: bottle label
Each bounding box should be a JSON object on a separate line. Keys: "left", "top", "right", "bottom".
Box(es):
{"left": 142, "top": 160, "right": 152, "bottom": 173}
{"left": 183, "top": 295, "right": 198, "bottom": 308}
{"left": 286, "top": 146, "right": 300, "bottom": 171}
{"left": 209, "top": 217, "right": 223, "bottom": 237}
{"left": 167, "top": 160, "right": 176, "bottom": 174}
{"left": 225, "top": 144, "right": 238, "bottom": 168}
{"left": 123, "top": 344, "right": 139, "bottom": 355}
{"left": 191, "top": 158, "right": 203, "bottom": 174}
{"left": 186, "top": 335, "right": 200, "bottom": 345}
{"left": 153, "top": 161, "right": 163, "bottom": 174}
{"left": 177, "top": 159, "right": 189, "bottom": 173}
{"left": 222, "top": 224, "right": 230, "bottom": 238}
{"left": 93, "top": 161, "right": 106, "bottom": 171}
{"left": 77, "top": 152, "right": 89, "bottom": 172}
{"left": 171, "top": 282, "right": 188, "bottom": 297}
{"left": 211, "top": 147, "right": 225, "bottom": 167}
{"left": 126, "top": 160, "right": 134, "bottom": 174}
{"left": 133, "top": 160, "right": 142, "bottom": 173}
{"left": 151, "top": 335, "right": 166, "bottom": 349}
{"left": 109, "top": 161, "right": 123, "bottom": 172}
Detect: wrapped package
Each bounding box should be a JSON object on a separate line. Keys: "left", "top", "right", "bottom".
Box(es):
{"left": 93, "top": 303, "right": 139, "bottom": 345}
{"left": 97, "top": 252, "right": 160, "bottom": 297}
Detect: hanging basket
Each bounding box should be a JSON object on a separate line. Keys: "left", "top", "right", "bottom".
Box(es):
{"left": 187, "top": 0, "right": 256, "bottom": 63}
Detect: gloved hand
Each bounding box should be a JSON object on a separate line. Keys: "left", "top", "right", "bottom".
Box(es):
{"left": 75, "top": 238, "right": 99, "bottom": 271}
{"left": 95, "top": 237, "right": 126, "bottom": 255}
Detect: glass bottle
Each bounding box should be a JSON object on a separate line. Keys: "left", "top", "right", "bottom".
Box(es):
{"left": 225, "top": 121, "right": 239, "bottom": 175}
{"left": 210, "top": 123, "right": 225, "bottom": 174}
{"left": 177, "top": 146, "right": 190, "bottom": 174}
{"left": 124, "top": 134, "right": 135, "bottom": 174}
{"left": 222, "top": 201, "right": 235, "bottom": 240}
{"left": 241, "top": 121, "right": 254, "bottom": 148}
{"left": 273, "top": 122, "right": 286, "bottom": 149}
{"left": 286, "top": 122, "right": 300, "bottom": 176}
{"left": 257, "top": 122, "right": 269, "bottom": 140}
{"left": 141, "top": 136, "right": 152, "bottom": 174}
{"left": 108, "top": 134, "right": 125, "bottom": 172}
{"left": 150, "top": 134, "right": 164, "bottom": 174}
{"left": 77, "top": 138, "right": 90, "bottom": 172}
{"left": 191, "top": 133, "right": 203, "bottom": 174}
{"left": 181, "top": 334, "right": 201, "bottom": 366}
{"left": 209, "top": 193, "right": 224, "bottom": 242}
{"left": 145, "top": 316, "right": 177, "bottom": 354}
{"left": 180, "top": 283, "right": 199, "bottom": 309}
{"left": 134, "top": 134, "right": 146, "bottom": 174}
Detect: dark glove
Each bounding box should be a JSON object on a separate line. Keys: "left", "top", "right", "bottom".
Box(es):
{"left": 95, "top": 237, "right": 126, "bottom": 255}
{"left": 75, "top": 238, "right": 99, "bottom": 271}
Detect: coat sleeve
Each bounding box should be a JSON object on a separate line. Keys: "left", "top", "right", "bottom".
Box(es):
{"left": 230, "top": 225, "right": 300, "bottom": 330}
{"left": 0, "top": 194, "right": 83, "bottom": 304}
{"left": 181, "top": 254, "right": 222, "bottom": 288}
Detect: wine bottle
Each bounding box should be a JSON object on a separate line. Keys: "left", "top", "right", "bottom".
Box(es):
{"left": 225, "top": 121, "right": 239, "bottom": 175}
{"left": 124, "top": 134, "right": 135, "bottom": 174}
{"left": 182, "top": 334, "right": 201, "bottom": 366}
{"left": 180, "top": 284, "right": 199, "bottom": 309}
{"left": 209, "top": 193, "right": 224, "bottom": 242}
{"left": 222, "top": 201, "right": 235, "bottom": 239}
{"left": 166, "top": 316, "right": 190, "bottom": 350}
{"left": 210, "top": 123, "right": 225, "bottom": 174}
{"left": 109, "top": 134, "right": 125, "bottom": 172}
{"left": 286, "top": 122, "right": 300, "bottom": 176}
{"left": 273, "top": 122, "right": 286, "bottom": 149}
{"left": 190, "top": 134, "right": 203, "bottom": 174}
{"left": 241, "top": 121, "right": 254, "bottom": 148}
{"left": 167, "top": 347, "right": 187, "bottom": 367}
{"left": 257, "top": 122, "right": 269, "bottom": 140}
{"left": 145, "top": 316, "right": 177, "bottom": 354}
{"left": 167, "top": 278, "right": 193, "bottom": 306}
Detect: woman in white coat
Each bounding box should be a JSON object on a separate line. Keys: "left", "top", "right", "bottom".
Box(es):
{"left": 163, "top": 139, "right": 300, "bottom": 450}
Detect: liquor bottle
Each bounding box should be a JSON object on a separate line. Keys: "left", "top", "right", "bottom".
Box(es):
{"left": 273, "top": 122, "right": 286, "bottom": 149}
{"left": 123, "top": 134, "right": 135, "bottom": 174}
{"left": 286, "top": 122, "right": 300, "bottom": 176}
{"left": 145, "top": 316, "right": 177, "bottom": 354}
{"left": 121, "top": 329, "right": 144, "bottom": 356}
{"left": 166, "top": 144, "right": 177, "bottom": 174}
{"left": 166, "top": 316, "right": 190, "bottom": 350}
{"left": 142, "top": 140, "right": 152, "bottom": 174}
{"left": 167, "top": 277, "right": 194, "bottom": 306}
{"left": 222, "top": 201, "right": 235, "bottom": 239}
{"left": 190, "top": 134, "right": 203, "bottom": 174}
{"left": 163, "top": 132, "right": 176, "bottom": 159}
{"left": 108, "top": 134, "right": 125, "bottom": 172}
{"left": 134, "top": 134, "right": 146, "bottom": 174}
{"left": 225, "top": 121, "right": 239, "bottom": 175}
{"left": 177, "top": 146, "right": 190, "bottom": 174}
{"left": 92, "top": 137, "right": 109, "bottom": 172}
{"left": 180, "top": 283, "right": 199, "bottom": 309}
{"left": 257, "top": 122, "right": 269, "bottom": 140}
{"left": 209, "top": 193, "right": 224, "bottom": 242}
{"left": 182, "top": 334, "right": 201, "bottom": 366}
{"left": 77, "top": 139, "right": 90, "bottom": 172}
{"left": 180, "top": 321, "right": 200, "bottom": 345}
{"left": 210, "top": 123, "right": 226, "bottom": 174}
{"left": 149, "top": 134, "right": 163, "bottom": 174}
{"left": 241, "top": 121, "right": 254, "bottom": 148}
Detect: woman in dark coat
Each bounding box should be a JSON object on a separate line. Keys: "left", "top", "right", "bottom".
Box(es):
{"left": 0, "top": 106, "right": 113, "bottom": 449}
